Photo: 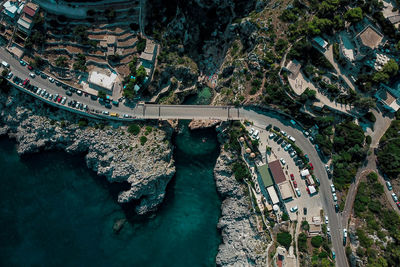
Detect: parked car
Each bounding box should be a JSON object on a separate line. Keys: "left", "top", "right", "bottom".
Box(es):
{"left": 333, "top": 193, "right": 337, "bottom": 202}
{"left": 304, "top": 154, "right": 309, "bottom": 162}
{"left": 332, "top": 251, "right": 336, "bottom": 259}
{"left": 290, "top": 151, "right": 296, "bottom": 157}
{"left": 41, "top": 89, "right": 46, "bottom": 97}
{"left": 265, "top": 124, "right": 272, "bottom": 130}
{"left": 40, "top": 73, "right": 47, "bottom": 79}
{"left": 76, "top": 90, "right": 82, "bottom": 96}
{"left": 335, "top": 204, "right": 339, "bottom": 213}
{"left": 277, "top": 138, "right": 283, "bottom": 144}
{"left": 392, "top": 193, "right": 398, "bottom": 202}
{"left": 49, "top": 77, "right": 55, "bottom": 83}
{"left": 269, "top": 133, "right": 275, "bottom": 139}
{"left": 280, "top": 158, "right": 286, "bottom": 165}
{"left": 290, "top": 206, "right": 298, "bottom": 212}
{"left": 290, "top": 174, "right": 294, "bottom": 180}
{"left": 249, "top": 128, "right": 255, "bottom": 135}
{"left": 22, "top": 78, "right": 29, "bottom": 86}
{"left": 325, "top": 216, "right": 329, "bottom": 224}
{"left": 105, "top": 103, "right": 112, "bottom": 109}
{"left": 293, "top": 181, "right": 297, "bottom": 188}
{"left": 102, "top": 111, "right": 109, "bottom": 115}
{"left": 27, "top": 65, "right": 33, "bottom": 70}
{"left": 281, "top": 141, "right": 287, "bottom": 148}
{"left": 303, "top": 130, "right": 309, "bottom": 137}
{"left": 284, "top": 144, "right": 292, "bottom": 151}
{"left": 6, "top": 72, "right": 13, "bottom": 79}
{"left": 66, "top": 90, "right": 72, "bottom": 96}
{"left": 19, "top": 60, "right": 26, "bottom": 66}
{"left": 303, "top": 207, "right": 307, "bottom": 215}
{"left": 386, "top": 181, "right": 392, "bottom": 191}
{"left": 295, "top": 188, "right": 301, "bottom": 197}
{"left": 273, "top": 126, "right": 280, "bottom": 132}
{"left": 54, "top": 94, "right": 59, "bottom": 102}
{"left": 61, "top": 97, "right": 66, "bottom": 105}
{"left": 280, "top": 130, "right": 287, "bottom": 136}
{"left": 123, "top": 114, "right": 130, "bottom": 118}
{"left": 343, "top": 228, "right": 347, "bottom": 238}
{"left": 55, "top": 81, "right": 61, "bottom": 86}
{"left": 57, "top": 96, "right": 62, "bottom": 103}
{"left": 288, "top": 136, "right": 296, "bottom": 143}
{"left": 330, "top": 184, "right": 336, "bottom": 193}
{"left": 309, "top": 163, "right": 314, "bottom": 170}
{"left": 34, "top": 70, "right": 41, "bottom": 75}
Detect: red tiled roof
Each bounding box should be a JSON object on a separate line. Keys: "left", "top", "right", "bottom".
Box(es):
{"left": 268, "top": 160, "right": 286, "bottom": 184}
{"left": 23, "top": 6, "right": 36, "bottom": 17}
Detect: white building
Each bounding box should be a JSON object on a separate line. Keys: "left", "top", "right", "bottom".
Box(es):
{"left": 2, "top": 1, "right": 23, "bottom": 19}
{"left": 88, "top": 70, "right": 117, "bottom": 94}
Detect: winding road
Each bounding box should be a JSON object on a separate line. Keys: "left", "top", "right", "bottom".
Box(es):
{"left": 1, "top": 48, "right": 348, "bottom": 266}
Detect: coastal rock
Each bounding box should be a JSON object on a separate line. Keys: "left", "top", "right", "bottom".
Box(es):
{"left": 214, "top": 149, "right": 268, "bottom": 266}
{"left": 188, "top": 119, "right": 221, "bottom": 130}
{"left": 0, "top": 89, "right": 175, "bottom": 215}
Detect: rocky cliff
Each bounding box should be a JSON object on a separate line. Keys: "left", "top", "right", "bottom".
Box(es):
{"left": 0, "top": 89, "right": 175, "bottom": 215}
{"left": 214, "top": 125, "right": 268, "bottom": 266}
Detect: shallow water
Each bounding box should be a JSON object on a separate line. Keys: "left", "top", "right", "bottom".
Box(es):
{"left": 0, "top": 122, "right": 221, "bottom": 267}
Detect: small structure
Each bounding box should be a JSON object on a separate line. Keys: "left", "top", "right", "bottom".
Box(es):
{"left": 268, "top": 160, "right": 286, "bottom": 184}
{"left": 375, "top": 85, "right": 400, "bottom": 112}
{"left": 7, "top": 43, "right": 24, "bottom": 59}
{"left": 245, "top": 148, "right": 251, "bottom": 154}
{"left": 88, "top": 70, "right": 117, "bottom": 94}
{"left": 356, "top": 25, "right": 384, "bottom": 50}
{"left": 250, "top": 153, "right": 256, "bottom": 158}
{"left": 267, "top": 186, "right": 280, "bottom": 205}
{"left": 139, "top": 40, "right": 158, "bottom": 78}
{"left": 2, "top": 0, "right": 23, "bottom": 20}
{"left": 100, "top": 35, "right": 118, "bottom": 57}
{"left": 300, "top": 169, "right": 310, "bottom": 178}
{"left": 308, "top": 185, "right": 317, "bottom": 195}
{"left": 284, "top": 60, "right": 301, "bottom": 80}
{"left": 312, "top": 36, "right": 328, "bottom": 51}
{"left": 277, "top": 181, "right": 293, "bottom": 202}
{"left": 17, "top": 2, "right": 39, "bottom": 35}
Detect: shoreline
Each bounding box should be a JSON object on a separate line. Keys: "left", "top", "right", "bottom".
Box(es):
{"left": 0, "top": 88, "right": 175, "bottom": 215}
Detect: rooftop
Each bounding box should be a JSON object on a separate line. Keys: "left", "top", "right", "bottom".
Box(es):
{"left": 3, "top": 1, "right": 19, "bottom": 18}
{"left": 286, "top": 60, "right": 301, "bottom": 79}
{"left": 17, "top": 17, "right": 31, "bottom": 31}
{"left": 277, "top": 181, "right": 293, "bottom": 200}
{"left": 88, "top": 70, "right": 117, "bottom": 91}
{"left": 268, "top": 160, "right": 286, "bottom": 184}
{"left": 358, "top": 25, "right": 383, "bottom": 49}
{"left": 22, "top": 5, "right": 36, "bottom": 17}
{"left": 267, "top": 186, "right": 279, "bottom": 205}
{"left": 257, "top": 164, "right": 274, "bottom": 187}
{"left": 376, "top": 88, "right": 400, "bottom": 111}
{"left": 26, "top": 2, "right": 39, "bottom": 12}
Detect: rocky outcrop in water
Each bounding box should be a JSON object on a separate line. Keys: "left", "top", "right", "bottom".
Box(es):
{"left": 214, "top": 126, "right": 268, "bottom": 266}
{"left": 188, "top": 119, "right": 221, "bottom": 130}
{"left": 0, "top": 89, "right": 175, "bottom": 215}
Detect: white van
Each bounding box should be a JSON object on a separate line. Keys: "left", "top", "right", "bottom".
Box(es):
{"left": 2, "top": 61, "right": 10, "bottom": 68}
{"left": 289, "top": 136, "right": 296, "bottom": 143}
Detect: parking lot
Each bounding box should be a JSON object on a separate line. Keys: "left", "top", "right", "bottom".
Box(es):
{"left": 246, "top": 124, "right": 323, "bottom": 221}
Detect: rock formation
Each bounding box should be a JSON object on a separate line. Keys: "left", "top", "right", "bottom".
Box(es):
{"left": 188, "top": 119, "right": 221, "bottom": 130}
{"left": 214, "top": 124, "right": 268, "bottom": 266}
{"left": 0, "top": 89, "right": 175, "bottom": 215}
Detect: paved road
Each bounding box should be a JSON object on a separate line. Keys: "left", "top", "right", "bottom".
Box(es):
{"left": 1, "top": 48, "right": 347, "bottom": 267}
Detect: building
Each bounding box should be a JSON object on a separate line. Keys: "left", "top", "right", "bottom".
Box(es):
{"left": 17, "top": 2, "right": 39, "bottom": 35}
{"left": 257, "top": 164, "right": 274, "bottom": 188}
{"left": 2, "top": 0, "right": 24, "bottom": 20}
{"left": 312, "top": 36, "right": 328, "bottom": 51}
{"left": 355, "top": 25, "right": 384, "bottom": 50}
{"left": 283, "top": 60, "right": 301, "bottom": 80}
{"left": 277, "top": 181, "right": 293, "bottom": 202}
{"left": 88, "top": 70, "right": 117, "bottom": 94}
{"left": 268, "top": 160, "right": 286, "bottom": 185}
{"left": 267, "top": 186, "right": 279, "bottom": 205}
{"left": 375, "top": 84, "right": 400, "bottom": 112}
{"left": 139, "top": 40, "right": 158, "bottom": 78}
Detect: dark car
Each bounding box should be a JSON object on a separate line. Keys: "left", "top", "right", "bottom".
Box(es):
{"left": 34, "top": 70, "right": 41, "bottom": 75}
{"left": 273, "top": 126, "right": 280, "bottom": 132}
{"left": 303, "top": 207, "right": 307, "bottom": 215}
{"left": 105, "top": 103, "right": 112, "bottom": 109}
{"left": 23, "top": 78, "right": 29, "bottom": 86}
{"left": 266, "top": 124, "right": 272, "bottom": 131}
{"left": 40, "top": 73, "right": 47, "bottom": 79}
{"left": 277, "top": 138, "right": 283, "bottom": 144}
{"left": 335, "top": 204, "right": 339, "bottom": 213}
{"left": 90, "top": 95, "right": 98, "bottom": 100}
{"left": 55, "top": 81, "right": 61, "bottom": 86}
{"left": 66, "top": 90, "right": 72, "bottom": 96}
{"left": 27, "top": 65, "right": 33, "bottom": 70}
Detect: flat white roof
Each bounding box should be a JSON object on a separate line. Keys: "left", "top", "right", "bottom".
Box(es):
{"left": 308, "top": 185, "right": 317, "bottom": 194}
{"left": 89, "top": 71, "right": 117, "bottom": 91}
{"left": 300, "top": 169, "right": 310, "bottom": 177}
{"left": 17, "top": 17, "right": 31, "bottom": 30}
{"left": 3, "top": 1, "right": 18, "bottom": 17}
{"left": 278, "top": 181, "right": 293, "bottom": 200}
{"left": 267, "top": 186, "right": 279, "bottom": 205}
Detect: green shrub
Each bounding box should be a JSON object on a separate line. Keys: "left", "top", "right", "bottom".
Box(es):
{"left": 140, "top": 136, "right": 147, "bottom": 145}
{"left": 128, "top": 124, "right": 140, "bottom": 135}
{"left": 78, "top": 119, "right": 88, "bottom": 127}
{"left": 311, "top": 235, "right": 323, "bottom": 248}
{"left": 277, "top": 231, "right": 292, "bottom": 250}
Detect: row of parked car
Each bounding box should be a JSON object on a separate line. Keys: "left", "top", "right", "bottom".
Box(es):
{"left": 386, "top": 181, "right": 400, "bottom": 209}
{"left": 13, "top": 76, "right": 68, "bottom": 104}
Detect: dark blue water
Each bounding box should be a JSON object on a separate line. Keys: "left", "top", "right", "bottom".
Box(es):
{"left": 0, "top": 122, "right": 221, "bottom": 267}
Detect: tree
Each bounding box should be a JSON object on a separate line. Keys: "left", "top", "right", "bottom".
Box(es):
{"left": 136, "top": 65, "right": 147, "bottom": 84}
{"left": 30, "top": 56, "right": 45, "bottom": 69}
{"left": 354, "top": 97, "right": 376, "bottom": 110}
{"left": 55, "top": 56, "right": 68, "bottom": 68}
{"left": 382, "top": 59, "right": 399, "bottom": 76}
{"left": 97, "top": 90, "right": 107, "bottom": 99}
{"left": 140, "top": 136, "right": 148, "bottom": 145}
{"left": 311, "top": 235, "right": 323, "bottom": 247}
{"left": 277, "top": 231, "right": 292, "bottom": 250}
{"left": 136, "top": 37, "right": 146, "bottom": 53}
{"left": 344, "top": 7, "right": 363, "bottom": 23}
{"left": 298, "top": 233, "right": 308, "bottom": 252}
{"left": 128, "top": 124, "right": 140, "bottom": 135}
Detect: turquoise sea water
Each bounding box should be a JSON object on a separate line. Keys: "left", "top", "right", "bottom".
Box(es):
{"left": 0, "top": 122, "right": 221, "bottom": 267}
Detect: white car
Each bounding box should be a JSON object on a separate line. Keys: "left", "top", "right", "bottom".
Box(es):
{"left": 327, "top": 227, "right": 330, "bottom": 234}
{"left": 343, "top": 228, "right": 347, "bottom": 238}
{"left": 290, "top": 151, "right": 297, "bottom": 157}
{"left": 290, "top": 206, "right": 298, "bottom": 212}
{"left": 102, "top": 111, "right": 109, "bottom": 115}
{"left": 332, "top": 193, "right": 337, "bottom": 202}
{"left": 392, "top": 193, "right": 398, "bottom": 202}
{"left": 61, "top": 97, "right": 66, "bottom": 105}
{"left": 280, "top": 130, "right": 287, "bottom": 136}
{"left": 280, "top": 158, "right": 286, "bottom": 165}
{"left": 249, "top": 128, "right": 255, "bottom": 135}
{"left": 295, "top": 188, "right": 301, "bottom": 197}
{"left": 123, "top": 114, "right": 130, "bottom": 118}
{"left": 330, "top": 184, "right": 336, "bottom": 193}
{"left": 29, "top": 73, "right": 35, "bottom": 78}
{"left": 269, "top": 133, "right": 275, "bottom": 139}
{"left": 325, "top": 216, "right": 329, "bottom": 224}
{"left": 289, "top": 136, "right": 296, "bottom": 143}
{"left": 76, "top": 90, "right": 83, "bottom": 96}
{"left": 49, "top": 77, "right": 55, "bottom": 83}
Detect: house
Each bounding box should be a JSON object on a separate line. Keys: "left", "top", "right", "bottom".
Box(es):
{"left": 312, "top": 36, "right": 328, "bottom": 51}
{"left": 257, "top": 164, "right": 274, "bottom": 188}
{"left": 267, "top": 186, "right": 279, "bottom": 205}
{"left": 139, "top": 40, "right": 158, "bottom": 78}
{"left": 88, "top": 70, "right": 117, "bottom": 94}
{"left": 277, "top": 181, "right": 293, "bottom": 202}
{"left": 2, "top": 0, "right": 24, "bottom": 20}
{"left": 375, "top": 84, "right": 400, "bottom": 112}
{"left": 268, "top": 160, "right": 286, "bottom": 185}
{"left": 355, "top": 25, "right": 384, "bottom": 50}
{"left": 17, "top": 2, "right": 39, "bottom": 35}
